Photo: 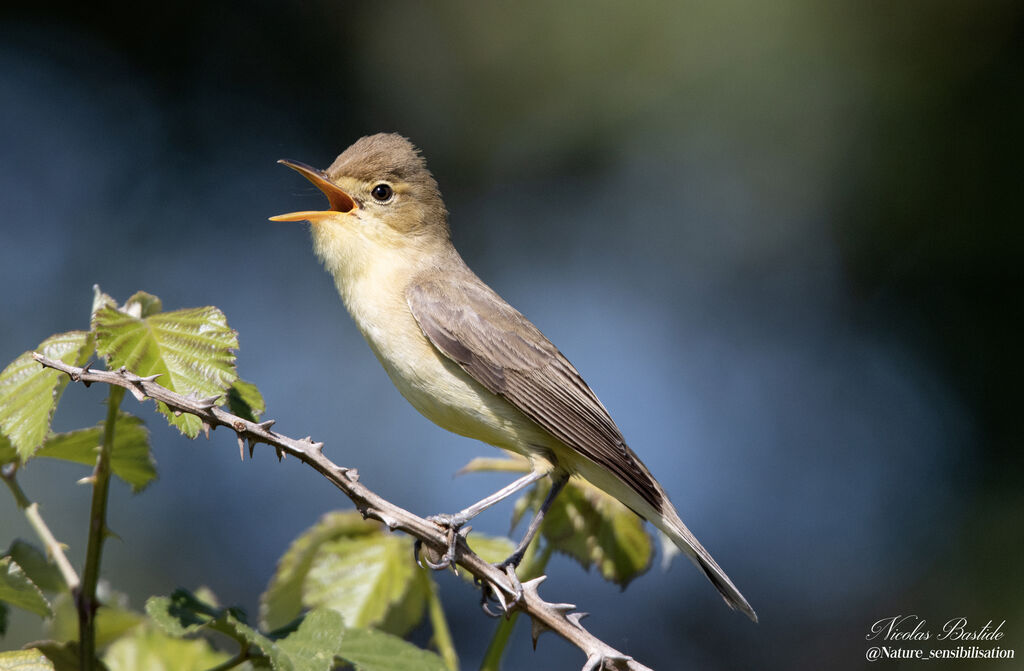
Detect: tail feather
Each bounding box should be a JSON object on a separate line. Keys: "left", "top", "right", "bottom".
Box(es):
{"left": 660, "top": 511, "right": 758, "bottom": 623}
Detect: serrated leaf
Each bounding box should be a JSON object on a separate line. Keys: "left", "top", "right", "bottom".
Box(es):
{"left": 92, "top": 302, "right": 238, "bottom": 438}
{"left": 6, "top": 541, "right": 64, "bottom": 593}
{"left": 103, "top": 627, "right": 230, "bottom": 671}
{"left": 272, "top": 608, "right": 346, "bottom": 671}
{"left": 36, "top": 414, "right": 156, "bottom": 492}
{"left": 304, "top": 534, "right": 417, "bottom": 631}
{"left": 145, "top": 590, "right": 222, "bottom": 638}
{"left": 227, "top": 378, "right": 265, "bottom": 422}
{"left": 0, "top": 648, "right": 56, "bottom": 671}
{"left": 147, "top": 592, "right": 344, "bottom": 671}
{"left": 260, "top": 512, "right": 379, "bottom": 632}
{"left": 529, "top": 478, "right": 653, "bottom": 587}
{"left": 0, "top": 557, "right": 51, "bottom": 618}
{"left": 0, "top": 331, "right": 93, "bottom": 460}
{"left": 337, "top": 626, "right": 448, "bottom": 671}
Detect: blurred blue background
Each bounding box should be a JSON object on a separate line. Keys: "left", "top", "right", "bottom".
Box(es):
{"left": 2, "top": 2, "right": 1021, "bottom": 668}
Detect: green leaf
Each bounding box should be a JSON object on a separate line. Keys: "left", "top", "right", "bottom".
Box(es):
{"left": 5, "top": 541, "right": 64, "bottom": 593}
{"left": 272, "top": 608, "right": 346, "bottom": 671}
{"left": 462, "top": 456, "right": 653, "bottom": 586}
{"left": 49, "top": 591, "right": 145, "bottom": 649}
{"left": 457, "top": 455, "right": 530, "bottom": 475}
{"left": 0, "top": 331, "right": 94, "bottom": 460}
{"left": 0, "top": 556, "right": 51, "bottom": 618}
{"left": 227, "top": 378, "right": 265, "bottom": 422}
{"left": 304, "top": 534, "right": 419, "bottom": 632}
{"left": 260, "top": 512, "right": 425, "bottom": 636}
{"left": 91, "top": 285, "right": 118, "bottom": 317}
{"left": 145, "top": 589, "right": 222, "bottom": 638}
{"left": 337, "top": 626, "right": 448, "bottom": 671}
{"left": 260, "top": 512, "right": 378, "bottom": 632}
{"left": 103, "top": 627, "right": 230, "bottom": 671}
{"left": 455, "top": 533, "right": 516, "bottom": 586}
{"left": 0, "top": 648, "right": 56, "bottom": 671}
{"left": 122, "top": 291, "right": 162, "bottom": 319}
{"left": 36, "top": 414, "right": 156, "bottom": 492}
{"left": 92, "top": 299, "right": 238, "bottom": 438}
{"left": 0, "top": 433, "right": 15, "bottom": 466}
{"left": 148, "top": 592, "right": 345, "bottom": 671}
{"left": 463, "top": 534, "right": 517, "bottom": 565}
{"left": 531, "top": 478, "right": 653, "bottom": 587}
{"left": 23, "top": 641, "right": 83, "bottom": 671}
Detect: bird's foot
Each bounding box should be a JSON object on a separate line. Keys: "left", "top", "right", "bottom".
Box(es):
{"left": 414, "top": 514, "right": 469, "bottom": 572}
{"left": 475, "top": 560, "right": 524, "bottom": 618}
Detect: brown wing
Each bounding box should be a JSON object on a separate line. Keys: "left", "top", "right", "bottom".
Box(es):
{"left": 406, "top": 270, "right": 663, "bottom": 512}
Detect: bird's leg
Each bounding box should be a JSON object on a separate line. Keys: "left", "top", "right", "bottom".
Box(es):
{"left": 478, "top": 472, "right": 569, "bottom": 617}
{"left": 501, "top": 471, "right": 569, "bottom": 570}
{"left": 415, "top": 468, "right": 548, "bottom": 571}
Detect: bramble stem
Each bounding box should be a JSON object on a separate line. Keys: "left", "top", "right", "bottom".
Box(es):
{"left": 77, "top": 387, "right": 124, "bottom": 670}
{"left": 0, "top": 467, "right": 81, "bottom": 592}
{"left": 480, "top": 543, "right": 553, "bottom": 670}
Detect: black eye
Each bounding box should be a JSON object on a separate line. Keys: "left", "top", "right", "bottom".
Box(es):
{"left": 371, "top": 183, "right": 393, "bottom": 202}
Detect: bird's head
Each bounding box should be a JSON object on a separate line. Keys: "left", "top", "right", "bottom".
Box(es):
{"left": 271, "top": 133, "right": 449, "bottom": 246}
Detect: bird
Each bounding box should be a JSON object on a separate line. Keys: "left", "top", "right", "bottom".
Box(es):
{"left": 271, "top": 133, "right": 756, "bottom": 622}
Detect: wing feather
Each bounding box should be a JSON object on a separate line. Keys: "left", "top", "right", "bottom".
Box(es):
{"left": 407, "top": 272, "right": 663, "bottom": 511}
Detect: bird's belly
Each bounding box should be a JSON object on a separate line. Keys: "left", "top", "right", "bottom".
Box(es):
{"left": 363, "top": 315, "right": 555, "bottom": 460}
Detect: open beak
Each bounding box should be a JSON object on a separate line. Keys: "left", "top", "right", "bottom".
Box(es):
{"left": 270, "top": 159, "right": 357, "bottom": 222}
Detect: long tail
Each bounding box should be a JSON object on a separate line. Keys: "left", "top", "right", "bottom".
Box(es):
{"left": 655, "top": 507, "right": 758, "bottom": 622}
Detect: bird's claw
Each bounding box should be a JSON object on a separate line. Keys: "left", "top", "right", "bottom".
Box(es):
{"left": 475, "top": 562, "right": 524, "bottom": 618}
{"left": 414, "top": 515, "right": 468, "bottom": 572}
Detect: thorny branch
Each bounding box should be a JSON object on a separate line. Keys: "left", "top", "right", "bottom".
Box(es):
{"left": 33, "top": 353, "right": 654, "bottom": 671}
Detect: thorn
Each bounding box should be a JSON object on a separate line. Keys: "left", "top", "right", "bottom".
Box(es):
{"left": 118, "top": 366, "right": 128, "bottom": 374}
{"left": 196, "top": 395, "right": 220, "bottom": 410}
{"left": 173, "top": 410, "right": 183, "bottom": 417}
{"left": 237, "top": 435, "right": 245, "bottom": 461}
{"left": 248, "top": 439, "right": 256, "bottom": 459}
{"left": 346, "top": 468, "right": 359, "bottom": 482}
{"left": 202, "top": 422, "right": 211, "bottom": 439}
{"left": 550, "top": 601, "right": 577, "bottom": 615}
{"left": 139, "top": 373, "right": 161, "bottom": 382}
{"left": 77, "top": 475, "right": 97, "bottom": 486}
{"left": 376, "top": 512, "right": 399, "bottom": 530}
{"left": 566, "top": 612, "right": 590, "bottom": 628}
{"left": 257, "top": 419, "right": 276, "bottom": 431}
{"left": 275, "top": 447, "right": 284, "bottom": 461}
{"left": 531, "top": 617, "right": 550, "bottom": 650}
{"left": 521, "top": 574, "right": 548, "bottom": 597}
